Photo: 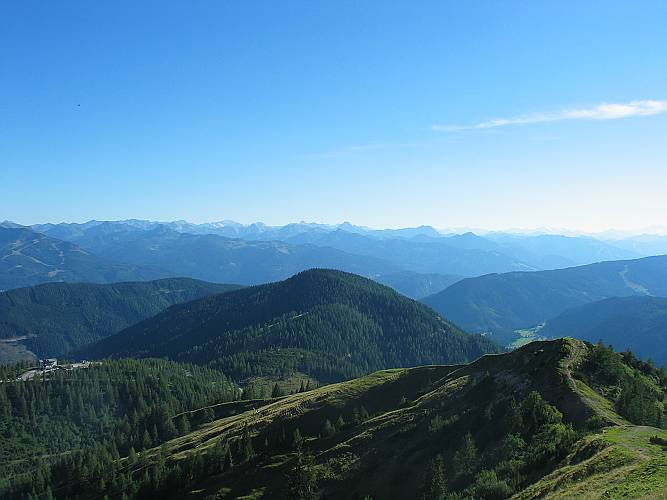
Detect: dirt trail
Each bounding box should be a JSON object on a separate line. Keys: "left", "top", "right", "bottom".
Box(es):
{"left": 561, "top": 340, "right": 625, "bottom": 426}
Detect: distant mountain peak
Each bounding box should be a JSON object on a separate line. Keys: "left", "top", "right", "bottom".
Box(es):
{"left": 0, "top": 220, "right": 24, "bottom": 228}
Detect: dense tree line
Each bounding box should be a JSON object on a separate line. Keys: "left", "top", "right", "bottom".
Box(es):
{"left": 3, "top": 435, "right": 247, "bottom": 500}
{"left": 0, "top": 358, "right": 240, "bottom": 496}
{"left": 185, "top": 303, "right": 495, "bottom": 382}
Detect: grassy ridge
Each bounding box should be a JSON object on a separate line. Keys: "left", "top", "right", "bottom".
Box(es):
{"left": 4, "top": 338, "right": 665, "bottom": 499}
{"left": 515, "top": 425, "right": 667, "bottom": 498}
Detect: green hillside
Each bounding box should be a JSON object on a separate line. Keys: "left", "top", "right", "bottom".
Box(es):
{"left": 80, "top": 269, "right": 501, "bottom": 383}
{"left": 422, "top": 255, "right": 667, "bottom": 335}
{"left": 7, "top": 339, "right": 666, "bottom": 499}
{"left": 539, "top": 296, "right": 667, "bottom": 368}
{"left": 0, "top": 227, "right": 167, "bottom": 291}
{"left": 0, "top": 278, "right": 243, "bottom": 362}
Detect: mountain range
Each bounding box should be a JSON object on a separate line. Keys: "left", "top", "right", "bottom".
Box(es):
{"left": 4, "top": 218, "right": 653, "bottom": 294}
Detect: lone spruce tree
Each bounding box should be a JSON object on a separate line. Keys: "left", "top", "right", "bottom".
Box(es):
{"left": 421, "top": 454, "right": 447, "bottom": 500}
{"left": 286, "top": 443, "right": 318, "bottom": 500}
{"left": 241, "top": 425, "right": 255, "bottom": 462}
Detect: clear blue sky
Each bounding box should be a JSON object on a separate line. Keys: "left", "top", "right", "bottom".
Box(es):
{"left": 2, "top": 1, "right": 666, "bottom": 232}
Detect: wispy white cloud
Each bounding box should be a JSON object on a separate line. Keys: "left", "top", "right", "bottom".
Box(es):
{"left": 432, "top": 99, "right": 667, "bottom": 132}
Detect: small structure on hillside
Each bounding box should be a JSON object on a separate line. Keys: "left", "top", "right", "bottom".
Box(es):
{"left": 38, "top": 358, "right": 58, "bottom": 369}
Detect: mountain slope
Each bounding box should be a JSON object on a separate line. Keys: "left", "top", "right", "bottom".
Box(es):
{"left": 374, "top": 270, "right": 463, "bottom": 299}
{"left": 57, "top": 223, "right": 399, "bottom": 284}
{"left": 80, "top": 269, "right": 501, "bottom": 382}
{"left": 27, "top": 338, "right": 667, "bottom": 499}
{"left": 422, "top": 255, "right": 667, "bottom": 335}
{"left": 540, "top": 296, "right": 667, "bottom": 367}
{"left": 0, "top": 226, "right": 167, "bottom": 290}
{"left": 0, "top": 278, "right": 243, "bottom": 361}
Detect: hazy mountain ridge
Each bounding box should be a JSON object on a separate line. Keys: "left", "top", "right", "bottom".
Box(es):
{"left": 59, "top": 224, "right": 400, "bottom": 285}
{"left": 5, "top": 220, "right": 663, "bottom": 300}
{"left": 485, "top": 233, "right": 641, "bottom": 269}
{"left": 0, "top": 226, "right": 168, "bottom": 291}
{"left": 33, "top": 221, "right": 535, "bottom": 278}
{"left": 284, "top": 229, "right": 538, "bottom": 275}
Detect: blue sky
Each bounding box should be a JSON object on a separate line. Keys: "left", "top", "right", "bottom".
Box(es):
{"left": 2, "top": 1, "right": 666, "bottom": 232}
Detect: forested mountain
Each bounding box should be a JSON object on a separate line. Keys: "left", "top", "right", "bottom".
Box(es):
{"left": 422, "top": 255, "right": 667, "bottom": 335}
{"left": 540, "top": 296, "right": 667, "bottom": 367}
{"left": 0, "top": 278, "right": 242, "bottom": 362}
{"left": 80, "top": 269, "right": 501, "bottom": 383}
{"left": 374, "top": 271, "right": 463, "bottom": 299}
{"left": 6, "top": 339, "right": 666, "bottom": 499}
{"left": 0, "top": 227, "right": 167, "bottom": 291}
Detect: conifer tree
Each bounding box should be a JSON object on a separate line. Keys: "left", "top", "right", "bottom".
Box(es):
{"left": 178, "top": 414, "right": 191, "bottom": 435}
{"left": 335, "top": 415, "right": 345, "bottom": 430}
{"left": 422, "top": 454, "right": 447, "bottom": 500}
{"left": 322, "top": 418, "right": 335, "bottom": 438}
{"left": 241, "top": 426, "right": 255, "bottom": 462}
{"left": 292, "top": 428, "right": 303, "bottom": 449}
{"left": 223, "top": 444, "right": 234, "bottom": 471}
{"left": 286, "top": 444, "right": 318, "bottom": 500}
{"left": 451, "top": 433, "right": 479, "bottom": 481}
{"left": 272, "top": 383, "right": 284, "bottom": 398}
